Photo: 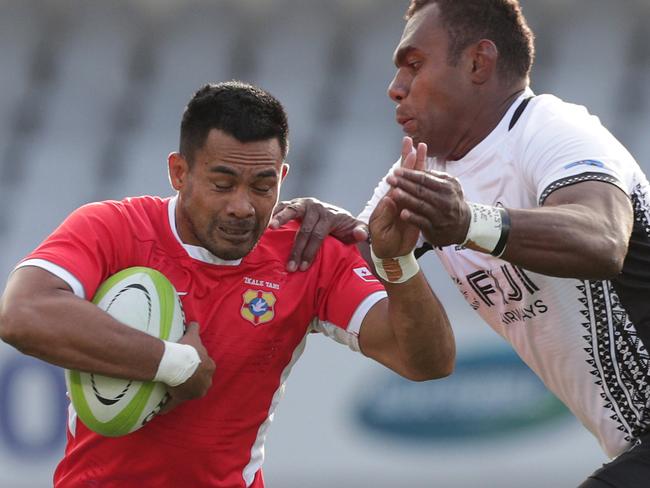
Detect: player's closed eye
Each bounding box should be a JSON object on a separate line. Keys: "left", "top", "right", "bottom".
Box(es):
{"left": 213, "top": 183, "right": 233, "bottom": 192}
{"left": 253, "top": 185, "right": 273, "bottom": 194}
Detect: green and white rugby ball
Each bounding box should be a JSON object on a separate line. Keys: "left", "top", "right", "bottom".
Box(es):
{"left": 65, "top": 267, "right": 185, "bottom": 437}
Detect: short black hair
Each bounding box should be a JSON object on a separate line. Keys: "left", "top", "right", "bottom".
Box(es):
{"left": 406, "top": 0, "right": 535, "bottom": 82}
{"left": 180, "top": 81, "right": 289, "bottom": 164}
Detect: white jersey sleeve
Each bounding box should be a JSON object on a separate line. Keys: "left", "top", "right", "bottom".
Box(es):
{"left": 517, "top": 95, "right": 637, "bottom": 204}
{"left": 357, "top": 159, "right": 401, "bottom": 224}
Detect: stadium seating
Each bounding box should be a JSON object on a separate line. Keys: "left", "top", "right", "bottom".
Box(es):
{"left": 1, "top": 0, "right": 648, "bottom": 279}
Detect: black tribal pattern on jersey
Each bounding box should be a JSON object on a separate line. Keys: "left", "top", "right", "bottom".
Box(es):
{"left": 577, "top": 181, "right": 650, "bottom": 444}
{"left": 578, "top": 280, "right": 650, "bottom": 444}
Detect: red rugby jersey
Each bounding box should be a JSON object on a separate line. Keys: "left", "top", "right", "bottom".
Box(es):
{"left": 20, "top": 196, "right": 386, "bottom": 488}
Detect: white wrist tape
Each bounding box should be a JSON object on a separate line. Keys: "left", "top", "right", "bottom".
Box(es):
{"left": 370, "top": 246, "right": 420, "bottom": 284}
{"left": 153, "top": 341, "right": 201, "bottom": 387}
{"left": 462, "top": 202, "right": 510, "bottom": 257}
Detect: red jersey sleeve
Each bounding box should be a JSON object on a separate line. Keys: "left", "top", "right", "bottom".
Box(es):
{"left": 311, "top": 238, "right": 386, "bottom": 351}
{"left": 20, "top": 201, "right": 135, "bottom": 300}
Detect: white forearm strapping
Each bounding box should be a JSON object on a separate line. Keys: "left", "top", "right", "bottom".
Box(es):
{"left": 370, "top": 246, "right": 420, "bottom": 284}
{"left": 462, "top": 203, "right": 511, "bottom": 257}
{"left": 153, "top": 341, "right": 201, "bottom": 387}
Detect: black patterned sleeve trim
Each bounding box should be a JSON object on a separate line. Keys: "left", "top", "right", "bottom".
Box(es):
{"left": 539, "top": 172, "right": 624, "bottom": 205}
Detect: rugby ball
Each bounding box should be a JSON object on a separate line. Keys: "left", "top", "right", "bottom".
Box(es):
{"left": 65, "top": 267, "right": 185, "bottom": 437}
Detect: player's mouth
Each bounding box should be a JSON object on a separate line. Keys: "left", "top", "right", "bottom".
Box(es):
{"left": 217, "top": 225, "right": 254, "bottom": 243}
{"left": 396, "top": 115, "right": 416, "bottom": 134}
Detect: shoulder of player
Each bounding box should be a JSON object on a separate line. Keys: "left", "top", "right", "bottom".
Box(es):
{"left": 508, "top": 94, "right": 617, "bottom": 156}
{"left": 518, "top": 94, "right": 601, "bottom": 135}
{"left": 259, "top": 221, "right": 359, "bottom": 260}
{"left": 76, "top": 195, "right": 163, "bottom": 213}
{"left": 73, "top": 196, "right": 166, "bottom": 233}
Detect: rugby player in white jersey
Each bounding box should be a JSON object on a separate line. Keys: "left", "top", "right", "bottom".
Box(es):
{"left": 272, "top": 1, "right": 650, "bottom": 486}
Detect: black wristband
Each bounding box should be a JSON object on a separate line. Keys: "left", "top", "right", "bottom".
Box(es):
{"left": 490, "top": 207, "right": 511, "bottom": 257}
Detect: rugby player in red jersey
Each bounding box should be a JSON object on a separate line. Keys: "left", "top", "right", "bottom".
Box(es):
{"left": 0, "top": 81, "right": 454, "bottom": 487}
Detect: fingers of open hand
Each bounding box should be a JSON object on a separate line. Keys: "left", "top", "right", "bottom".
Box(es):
{"left": 288, "top": 204, "right": 328, "bottom": 271}
{"left": 272, "top": 200, "right": 289, "bottom": 216}
{"left": 401, "top": 136, "right": 414, "bottom": 164}
{"left": 393, "top": 167, "right": 454, "bottom": 190}
{"left": 390, "top": 185, "right": 436, "bottom": 222}
{"left": 368, "top": 196, "right": 399, "bottom": 239}
{"left": 388, "top": 172, "right": 465, "bottom": 245}
{"left": 399, "top": 208, "right": 434, "bottom": 236}
{"left": 270, "top": 200, "right": 303, "bottom": 228}
{"left": 390, "top": 170, "right": 443, "bottom": 204}
{"left": 331, "top": 218, "right": 368, "bottom": 245}
{"left": 297, "top": 220, "right": 330, "bottom": 271}
{"left": 414, "top": 142, "right": 427, "bottom": 171}
{"left": 371, "top": 194, "right": 398, "bottom": 223}
{"left": 351, "top": 224, "right": 370, "bottom": 243}
{"left": 400, "top": 138, "right": 427, "bottom": 172}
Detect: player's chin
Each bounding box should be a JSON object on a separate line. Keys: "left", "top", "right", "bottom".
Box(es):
{"left": 211, "top": 236, "right": 258, "bottom": 260}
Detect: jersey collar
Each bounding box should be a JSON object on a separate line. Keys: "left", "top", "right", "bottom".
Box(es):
{"left": 167, "top": 195, "right": 243, "bottom": 266}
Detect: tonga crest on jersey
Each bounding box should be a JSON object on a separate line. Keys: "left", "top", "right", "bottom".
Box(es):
{"left": 241, "top": 289, "right": 276, "bottom": 325}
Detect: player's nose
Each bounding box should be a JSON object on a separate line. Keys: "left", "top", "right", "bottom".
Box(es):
{"left": 226, "top": 191, "right": 255, "bottom": 219}
{"left": 388, "top": 70, "right": 409, "bottom": 102}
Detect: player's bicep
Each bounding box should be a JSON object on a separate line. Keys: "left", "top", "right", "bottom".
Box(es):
{"left": 4, "top": 266, "right": 75, "bottom": 304}
{"left": 0, "top": 266, "right": 77, "bottom": 343}
{"left": 543, "top": 180, "right": 633, "bottom": 237}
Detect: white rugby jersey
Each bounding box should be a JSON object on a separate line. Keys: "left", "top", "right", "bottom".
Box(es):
{"left": 359, "top": 89, "right": 650, "bottom": 458}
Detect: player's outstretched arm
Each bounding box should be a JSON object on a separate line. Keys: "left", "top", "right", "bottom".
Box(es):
{"left": 388, "top": 168, "right": 633, "bottom": 280}
{"left": 503, "top": 181, "right": 632, "bottom": 279}
{"left": 0, "top": 266, "right": 215, "bottom": 400}
{"left": 271, "top": 198, "right": 368, "bottom": 272}
{"left": 357, "top": 141, "right": 455, "bottom": 380}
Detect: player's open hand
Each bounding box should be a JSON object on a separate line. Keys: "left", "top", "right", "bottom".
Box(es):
{"left": 386, "top": 161, "right": 470, "bottom": 247}
{"left": 160, "top": 322, "right": 215, "bottom": 414}
{"left": 369, "top": 139, "right": 426, "bottom": 258}
{"left": 270, "top": 198, "right": 369, "bottom": 272}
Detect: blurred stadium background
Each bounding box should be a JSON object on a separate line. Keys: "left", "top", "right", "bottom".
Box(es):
{"left": 1, "top": 0, "right": 649, "bottom": 486}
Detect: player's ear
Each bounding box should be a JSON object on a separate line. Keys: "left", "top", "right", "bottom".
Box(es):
{"left": 468, "top": 39, "right": 498, "bottom": 85}
{"left": 280, "top": 163, "right": 290, "bottom": 182}
{"left": 168, "top": 152, "right": 189, "bottom": 191}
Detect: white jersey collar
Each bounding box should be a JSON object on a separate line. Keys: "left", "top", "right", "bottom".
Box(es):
{"left": 167, "top": 195, "right": 243, "bottom": 266}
